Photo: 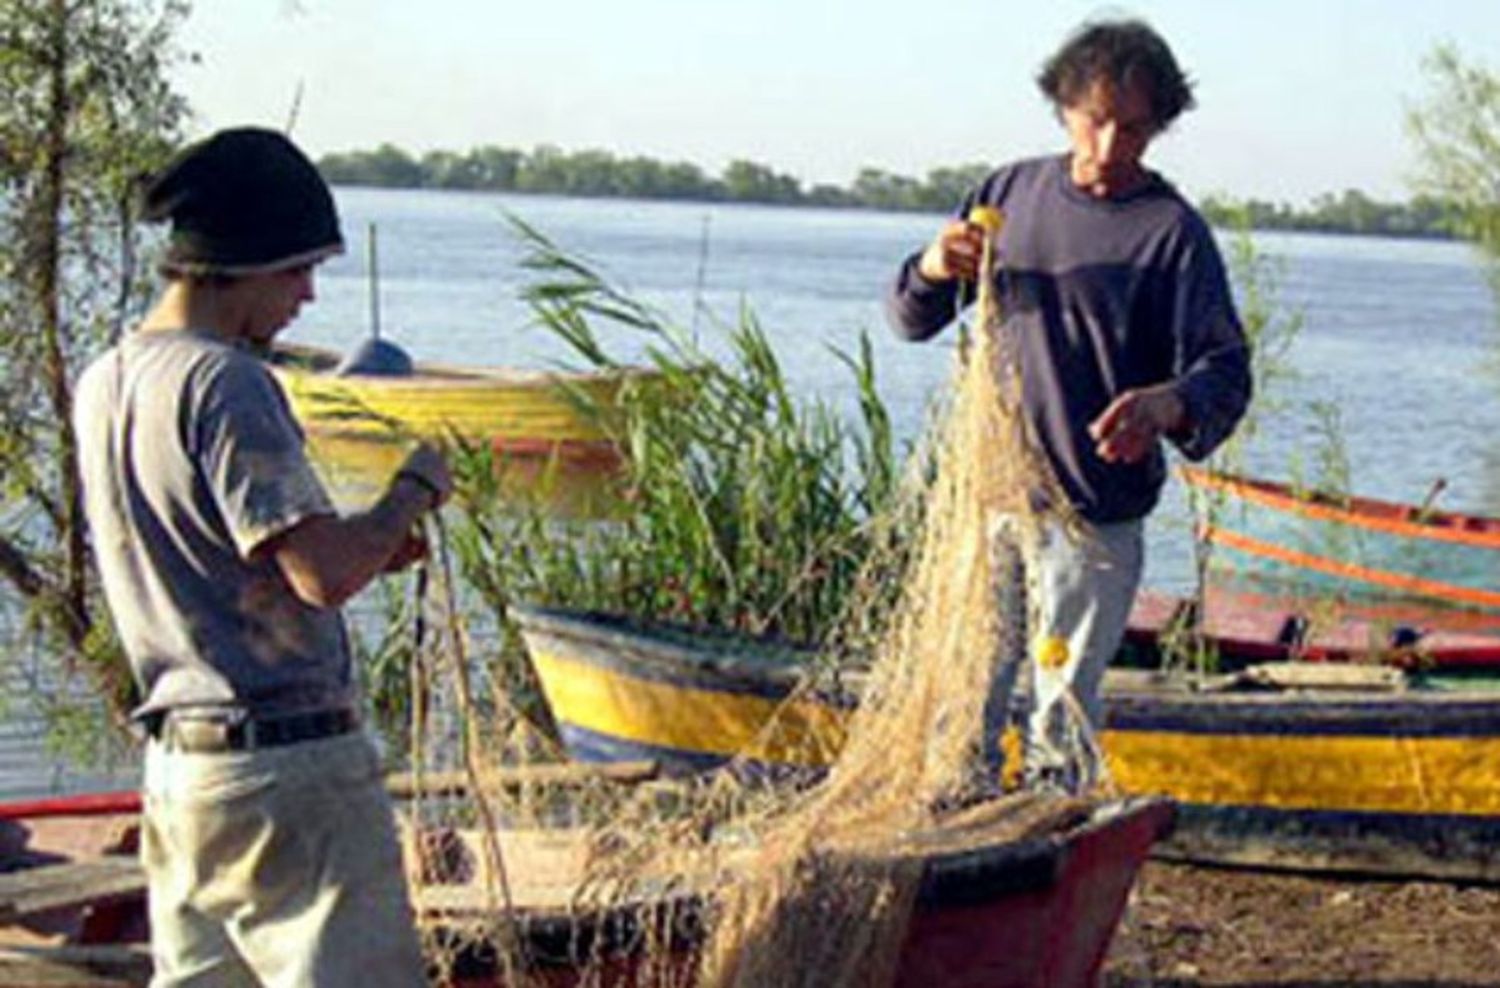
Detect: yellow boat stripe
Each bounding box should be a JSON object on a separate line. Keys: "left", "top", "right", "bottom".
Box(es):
{"left": 280, "top": 380, "right": 616, "bottom": 442}
{"left": 1104, "top": 729, "right": 1500, "bottom": 816}
{"left": 531, "top": 651, "right": 846, "bottom": 767}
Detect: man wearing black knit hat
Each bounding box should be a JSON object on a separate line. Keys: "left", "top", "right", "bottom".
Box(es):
{"left": 74, "top": 127, "right": 439, "bottom": 986}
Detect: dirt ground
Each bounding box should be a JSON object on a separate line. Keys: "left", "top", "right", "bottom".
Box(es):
{"left": 1102, "top": 861, "right": 1500, "bottom": 987}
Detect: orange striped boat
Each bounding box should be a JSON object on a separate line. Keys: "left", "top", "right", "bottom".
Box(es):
{"left": 1180, "top": 466, "right": 1500, "bottom": 613}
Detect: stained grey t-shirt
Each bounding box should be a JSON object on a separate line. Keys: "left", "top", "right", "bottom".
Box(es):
{"left": 888, "top": 155, "right": 1252, "bottom": 524}
{"left": 75, "top": 329, "right": 355, "bottom": 721}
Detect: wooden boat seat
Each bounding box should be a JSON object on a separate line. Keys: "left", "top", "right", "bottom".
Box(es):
{"left": 0, "top": 856, "right": 143, "bottom": 926}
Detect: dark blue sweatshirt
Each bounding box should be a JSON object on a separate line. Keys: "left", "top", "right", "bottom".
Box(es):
{"left": 887, "top": 155, "right": 1252, "bottom": 524}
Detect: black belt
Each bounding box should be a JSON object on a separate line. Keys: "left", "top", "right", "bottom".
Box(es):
{"left": 153, "top": 709, "right": 359, "bottom": 753}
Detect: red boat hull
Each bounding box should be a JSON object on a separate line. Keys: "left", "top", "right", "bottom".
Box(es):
{"left": 0, "top": 795, "right": 1172, "bottom": 988}
{"left": 446, "top": 799, "right": 1173, "bottom": 988}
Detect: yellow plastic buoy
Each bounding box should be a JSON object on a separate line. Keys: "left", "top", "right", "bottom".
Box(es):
{"left": 967, "top": 206, "right": 1005, "bottom": 234}
{"left": 999, "top": 724, "right": 1026, "bottom": 790}
{"left": 1036, "top": 634, "right": 1071, "bottom": 671}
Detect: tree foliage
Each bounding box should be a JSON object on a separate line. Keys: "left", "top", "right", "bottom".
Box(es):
{"left": 0, "top": 0, "right": 189, "bottom": 722}
{"left": 319, "top": 140, "right": 1467, "bottom": 237}
{"left": 318, "top": 143, "right": 997, "bottom": 214}
{"left": 1197, "top": 190, "right": 1453, "bottom": 239}
{"left": 1407, "top": 45, "right": 1500, "bottom": 273}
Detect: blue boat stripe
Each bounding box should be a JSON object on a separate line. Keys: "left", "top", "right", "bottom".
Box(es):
{"left": 1105, "top": 695, "right": 1500, "bottom": 738}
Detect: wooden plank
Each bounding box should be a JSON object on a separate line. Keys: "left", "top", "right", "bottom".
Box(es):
{"left": 385, "top": 759, "right": 657, "bottom": 799}
{"left": 0, "top": 945, "right": 150, "bottom": 987}
{"left": 1235, "top": 662, "right": 1405, "bottom": 692}
{"left": 0, "top": 858, "right": 143, "bottom": 924}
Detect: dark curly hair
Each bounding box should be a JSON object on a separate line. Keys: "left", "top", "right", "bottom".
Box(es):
{"left": 1037, "top": 19, "right": 1196, "bottom": 131}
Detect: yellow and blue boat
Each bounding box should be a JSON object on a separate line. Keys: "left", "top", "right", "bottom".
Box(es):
{"left": 516, "top": 601, "right": 1500, "bottom": 882}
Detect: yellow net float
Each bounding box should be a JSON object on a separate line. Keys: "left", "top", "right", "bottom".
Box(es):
{"left": 967, "top": 206, "right": 1005, "bottom": 234}
{"left": 1036, "top": 634, "right": 1071, "bottom": 670}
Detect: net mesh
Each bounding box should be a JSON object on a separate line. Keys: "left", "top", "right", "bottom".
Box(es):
{"left": 397, "top": 222, "right": 1107, "bottom": 986}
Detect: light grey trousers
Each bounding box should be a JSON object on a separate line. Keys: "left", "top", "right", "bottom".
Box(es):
{"left": 981, "top": 516, "right": 1145, "bottom": 788}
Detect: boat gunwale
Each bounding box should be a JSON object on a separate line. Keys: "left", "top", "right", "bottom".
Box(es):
{"left": 1202, "top": 523, "right": 1500, "bottom": 615}
{"left": 513, "top": 604, "right": 836, "bottom": 701}
{"left": 266, "top": 342, "right": 660, "bottom": 390}
{"left": 1181, "top": 465, "right": 1500, "bottom": 549}
{"left": 413, "top": 796, "right": 1169, "bottom": 924}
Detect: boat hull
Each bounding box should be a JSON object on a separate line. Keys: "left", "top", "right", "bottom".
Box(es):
{"left": 518, "top": 604, "right": 1500, "bottom": 882}
{"left": 0, "top": 790, "right": 1169, "bottom": 988}
{"left": 432, "top": 798, "right": 1172, "bottom": 988}
{"left": 1181, "top": 466, "right": 1500, "bottom": 612}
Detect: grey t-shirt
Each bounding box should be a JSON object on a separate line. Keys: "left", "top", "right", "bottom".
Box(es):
{"left": 75, "top": 329, "right": 355, "bottom": 720}
{"left": 888, "top": 155, "right": 1252, "bottom": 524}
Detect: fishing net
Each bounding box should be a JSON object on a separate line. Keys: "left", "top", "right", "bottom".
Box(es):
{"left": 395, "top": 216, "right": 1106, "bottom": 987}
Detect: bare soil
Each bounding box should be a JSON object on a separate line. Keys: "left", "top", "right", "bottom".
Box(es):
{"left": 1103, "top": 861, "right": 1500, "bottom": 987}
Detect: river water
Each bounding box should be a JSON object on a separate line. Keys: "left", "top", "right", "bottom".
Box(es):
{"left": 6, "top": 186, "right": 1498, "bottom": 798}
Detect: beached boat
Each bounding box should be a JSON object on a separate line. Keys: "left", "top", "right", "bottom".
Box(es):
{"left": 1181, "top": 465, "right": 1500, "bottom": 613}
{"left": 0, "top": 790, "right": 149, "bottom": 984}
{"left": 516, "top": 601, "right": 1500, "bottom": 882}
{"left": 0, "top": 784, "right": 1171, "bottom": 987}
{"left": 1120, "top": 584, "right": 1500, "bottom": 669}
{"left": 265, "top": 343, "right": 655, "bottom": 516}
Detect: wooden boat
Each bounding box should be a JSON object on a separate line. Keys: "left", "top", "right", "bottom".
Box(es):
{"left": 1121, "top": 584, "right": 1500, "bottom": 669}
{"left": 1181, "top": 465, "right": 1500, "bottom": 612}
{"left": 265, "top": 343, "right": 656, "bottom": 516}
{"left": 516, "top": 601, "right": 1500, "bottom": 883}
{"left": 0, "top": 790, "right": 149, "bottom": 984}
{"left": 0, "top": 783, "right": 1172, "bottom": 987}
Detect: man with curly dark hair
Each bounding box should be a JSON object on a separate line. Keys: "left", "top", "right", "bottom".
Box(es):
{"left": 887, "top": 19, "right": 1252, "bottom": 792}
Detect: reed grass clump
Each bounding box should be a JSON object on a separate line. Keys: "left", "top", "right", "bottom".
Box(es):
{"left": 448, "top": 218, "right": 911, "bottom": 661}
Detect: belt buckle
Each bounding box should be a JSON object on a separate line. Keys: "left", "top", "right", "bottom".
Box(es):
{"left": 168, "top": 717, "right": 245, "bottom": 753}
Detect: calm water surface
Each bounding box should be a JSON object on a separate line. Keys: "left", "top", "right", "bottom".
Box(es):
{"left": 294, "top": 188, "right": 1500, "bottom": 584}
{"left": 6, "top": 187, "right": 1499, "bottom": 797}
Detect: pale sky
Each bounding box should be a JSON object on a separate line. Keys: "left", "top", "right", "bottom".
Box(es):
{"left": 174, "top": 1, "right": 1500, "bottom": 204}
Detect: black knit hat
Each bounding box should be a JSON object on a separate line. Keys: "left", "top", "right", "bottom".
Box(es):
{"left": 142, "top": 127, "right": 344, "bottom": 275}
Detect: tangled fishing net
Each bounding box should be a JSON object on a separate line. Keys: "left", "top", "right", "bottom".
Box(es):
{"left": 396, "top": 215, "right": 1107, "bottom": 986}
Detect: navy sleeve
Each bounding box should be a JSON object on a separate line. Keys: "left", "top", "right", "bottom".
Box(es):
{"left": 886, "top": 253, "right": 962, "bottom": 341}
{"left": 1166, "top": 226, "right": 1253, "bottom": 461}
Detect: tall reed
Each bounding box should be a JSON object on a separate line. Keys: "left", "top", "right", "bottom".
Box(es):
{"left": 430, "top": 220, "right": 912, "bottom": 741}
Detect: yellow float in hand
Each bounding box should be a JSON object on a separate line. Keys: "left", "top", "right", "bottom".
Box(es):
{"left": 967, "top": 206, "right": 1005, "bottom": 234}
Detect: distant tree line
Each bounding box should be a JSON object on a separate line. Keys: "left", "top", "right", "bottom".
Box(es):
{"left": 317, "top": 143, "right": 995, "bottom": 213}
{"left": 1198, "top": 189, "right": 1456, "bottom": 239}
{"left": 318, "top": 142, "right": 1459, "bottom": 238}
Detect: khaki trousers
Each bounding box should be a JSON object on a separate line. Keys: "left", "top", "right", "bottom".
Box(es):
{"left": 142, "top": 732, "right": 426, "bottom": 987}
